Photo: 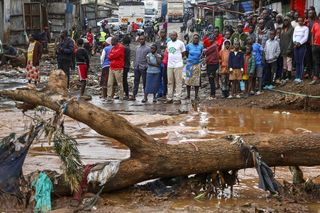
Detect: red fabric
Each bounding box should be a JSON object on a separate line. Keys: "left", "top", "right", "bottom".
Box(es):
{"left": 205, "top": 43, "right": 219, "bottom": 64}
{"left": 132, "top": 23, "right": 139, "bottom": 32}
{"left": 87, "top": 32, "right": 93, "bottom": 45}
{"left": 290, "top": 0, "right": 305, "bottom": 17}
{"left": 244, "top": 23, "right": 249, "bottom": 33}
{"left": 162, "top": 48, "right": 168, "bottom": 65}
{"left": 78, "top": 64, "right": 88, "bottom": 81}
{"left": 108, "top": 43, "right": 125, "bottom": 70}
{"left": 312, "top": 22, "right": 320, "bottom": 46}
{"left": 203, "top": 36, "right": 211, "bottom": 48}
{"left": 73, "top": 164, "right": 95, "bottom": 201}
{"left": 215, "top": 34, "right": 225, "bottom": 50}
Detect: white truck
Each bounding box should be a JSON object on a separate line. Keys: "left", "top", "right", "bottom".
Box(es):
{"left": 144, "top": 0, "right": 162, "bottom": 22}
{"left": 118, "top": 1, "right": 145, "bottom": 25}
{"left": 167, "top": 0, "right": 184, "bottom": 23}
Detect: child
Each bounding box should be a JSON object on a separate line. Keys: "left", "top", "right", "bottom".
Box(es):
{"left": 243, "top": 45, "right": 256, "bottom": 96}
{"left": 264, "top": 30, "right": 280, "bottom": 89}
{"left": 143, "top": 44, "right": 162, "bottom": 103}
{"left": 251, "top": 38, "right": 264, "bottom": 95}
{"left": 219, "top": 40, "right": 231, "bottom": 98}
{"left": 75, "top": 38, "right": 90, "bottom": 97}
{"left": 228, "top": 41, "right": 244, "bottom": 98}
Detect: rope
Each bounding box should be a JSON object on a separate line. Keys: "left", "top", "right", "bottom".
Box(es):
{"left": 268, "top": 88, "right": 320, "bottom": 99}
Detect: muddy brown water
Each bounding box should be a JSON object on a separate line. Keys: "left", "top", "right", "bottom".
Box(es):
{"left": 1, "top": 74, "right": 320, "bottom": 212}
{"left": 1, "top": 103, "right": 320, "bottom": 211}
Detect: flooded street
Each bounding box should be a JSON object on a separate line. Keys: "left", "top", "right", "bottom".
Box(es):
{"left": 1, "top": 95, "right": 320, "bottom": 211}
{"left": 1, "top": 33, "right": 320, "bottom": 211}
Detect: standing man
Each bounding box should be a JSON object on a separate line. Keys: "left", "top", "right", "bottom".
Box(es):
{"left": 280, "top": 16, "right": 294, "bottom": 80}
{"left": 230, "top": 23, "right": 248, "bottom": 51}
{"left": 131, "top": 35, "right": 151, "bottom": 101}
{"left": 123, "top": 35, "right": 131, "bottom": 99}
{"left": 310, "top": 13, "right": 320, "bottom": 85}
{"left": 156, "top": 29, "right": 168, "bottom": 99}
{"left": 107, "top": 37, "right": 125, "bottom": 102}
{"left": 166, "top": 31, "right": 186, "bottom": 104}
{"left": 57, "top": 30, "right": 74, "bottom": 88}
{"left": 100, "top": 37, "right": 113, "bottom": 99}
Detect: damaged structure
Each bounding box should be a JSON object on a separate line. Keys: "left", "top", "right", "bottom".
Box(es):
{"left": 0, "top": 0, "right": 118, "bottom": 46}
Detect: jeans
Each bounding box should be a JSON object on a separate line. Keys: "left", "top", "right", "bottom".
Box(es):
{"left": 133, "top": 67, "right": 147, "bottom": 96}
{"left": 265, "top": 61, "right": 277, "bottom": 85}
{"left": 123, "top": 67, "right": 129, "bottom": 96}
{"left": 207, "top": 64, "right": 219, "bottom": 96}
{"left": 294, "top": 46, "right": 306, "bottom": 80}
{"left": 312, "top": 45, "right": 320, "bottom": 78}
{"left": 157, "top": 63, "right": 168, "bottom": 97}
{"left": 58, "top": 59, "right": 71, "bottom": 88}
{"left": 276, "top": 56, "right": 283, "bottom": 79}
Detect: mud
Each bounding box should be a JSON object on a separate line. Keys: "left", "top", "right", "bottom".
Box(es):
{"left": 1, "top": 26, "right": 320, "bottom": 212}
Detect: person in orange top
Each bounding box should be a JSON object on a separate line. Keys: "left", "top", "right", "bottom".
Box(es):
{"left": 310, "top": 13, "right": 320, "bottom": 85}
{"left": 219, "top": 40, "right": 231, "bottom": 98}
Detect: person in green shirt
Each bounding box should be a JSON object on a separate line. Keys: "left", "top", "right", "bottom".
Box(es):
{"left": 230, "top": 23, "right": 248, "bottom": 52}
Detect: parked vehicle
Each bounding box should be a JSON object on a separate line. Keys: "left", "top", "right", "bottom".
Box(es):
{"left": 118, "top": 1, "right": 145, "bottom": 25}
{"left": 167, "top": 0, "right": 184, "bottom": 23}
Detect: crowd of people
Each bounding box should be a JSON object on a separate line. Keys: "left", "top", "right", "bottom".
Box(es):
{"left": 23, "top": 6, "right": 320, "bottom": 104}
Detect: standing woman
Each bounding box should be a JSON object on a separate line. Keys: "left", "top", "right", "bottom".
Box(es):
{"left": 26, "top": 34, "right": 42, "bottom": 88}
{"left": 185, "top": 34, "right": 203, "bottom": 101}
{"left": 292, "top": 16, "right": 309, "bottom": 83}
{"left": 143, "top": 44, "right": 162, "bottom": 103}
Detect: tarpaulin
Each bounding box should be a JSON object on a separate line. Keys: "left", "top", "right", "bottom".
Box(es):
{"left": 0, "top": 125, "right": 42, "bottom": 194}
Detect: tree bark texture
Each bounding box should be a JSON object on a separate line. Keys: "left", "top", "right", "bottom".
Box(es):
{"left": 1, "top": 70, "right": 320, "bottom": 192}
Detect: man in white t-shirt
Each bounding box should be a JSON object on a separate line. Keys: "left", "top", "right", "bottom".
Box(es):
{"left": 166, "top": 31, "right": 186, "bottom": 104}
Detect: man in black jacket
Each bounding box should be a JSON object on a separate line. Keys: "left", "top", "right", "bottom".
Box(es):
{"left": 57, "top": 30, "right": 74, "bottom": 88}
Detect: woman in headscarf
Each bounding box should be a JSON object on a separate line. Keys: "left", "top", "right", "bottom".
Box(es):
{"left": 185, "top": 34, "right": 203, "bottom": 101}
{"left": 26, "top": 34, "right": 42, "bottom": 88}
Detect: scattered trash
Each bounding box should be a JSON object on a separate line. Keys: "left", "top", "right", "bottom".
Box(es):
{"left": 226, "top": 135, "right": 279, "bottom": 194}
{"left": 87, "top": 161, "right": 120, "bottom": 186}
{"left": 0, "top": 124, "right": 42, "bottom": 195}
{"left": 32, "top": 172, "right": 53, "bottom": 213}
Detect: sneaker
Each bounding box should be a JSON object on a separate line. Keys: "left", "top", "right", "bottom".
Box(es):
{"left": 268, "top": 85, "right": 275, "bottom": 89}
{"left": 153, "top": 99, "right": 157, "bottom": 103}
{"left": 227, "top": 95, "right": 233, "bottom": 99}
{"left": 173, "top": 100, "right": 182, "bottom": 105}
{"left": 208, "top": 96, "right": 216, "bottom": 100}
{"left": 236, "top": 94, "right": 241, "bottom": 99}
{"left": 123, "top": 96, "right": 129, "bottom": 100}
{"left": 250, "top": 91, "right": 255, "bottom": 95}
{"left": 256, "top": 91, "right": 262, "bottom": 95}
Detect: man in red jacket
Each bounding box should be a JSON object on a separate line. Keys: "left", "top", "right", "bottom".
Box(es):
{"left": 107, "top": 37, "right": 125, "bottom": 101}
{"left": 205, "top": 37, "right": 220, "bottom": 99}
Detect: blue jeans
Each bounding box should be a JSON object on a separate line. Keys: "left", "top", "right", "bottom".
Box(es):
{"left": 157, "top": 63, "right": 167, "bottom": 97}
{"left": 294, "top": 46, "right": 306, "bottom": 80}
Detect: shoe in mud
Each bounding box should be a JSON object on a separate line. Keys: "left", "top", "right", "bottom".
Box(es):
{"left": 173, "top": 100, "right": 182, "bottom": 105}
{"left": 227, "top": 95, "right": 233, "bottom": 99}
{"left": 236, "top": 95, "right": 241, "bottom": 99}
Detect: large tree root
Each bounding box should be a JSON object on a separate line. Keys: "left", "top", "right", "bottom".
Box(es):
{"left": 1, "top": 70, "right": 320, "bottom": 193}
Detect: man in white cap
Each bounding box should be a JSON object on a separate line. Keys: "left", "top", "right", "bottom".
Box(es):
{"left": 100, "top": 37, "right": 113, "bottom": 99}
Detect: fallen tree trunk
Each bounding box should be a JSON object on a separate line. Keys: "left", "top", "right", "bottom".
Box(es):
{"left": 1, "top": 70, "right": 320, "bottom": 192}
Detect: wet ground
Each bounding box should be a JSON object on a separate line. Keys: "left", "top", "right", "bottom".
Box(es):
{"left": 2, "top": 22, "right": 320, "bottom": 211}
